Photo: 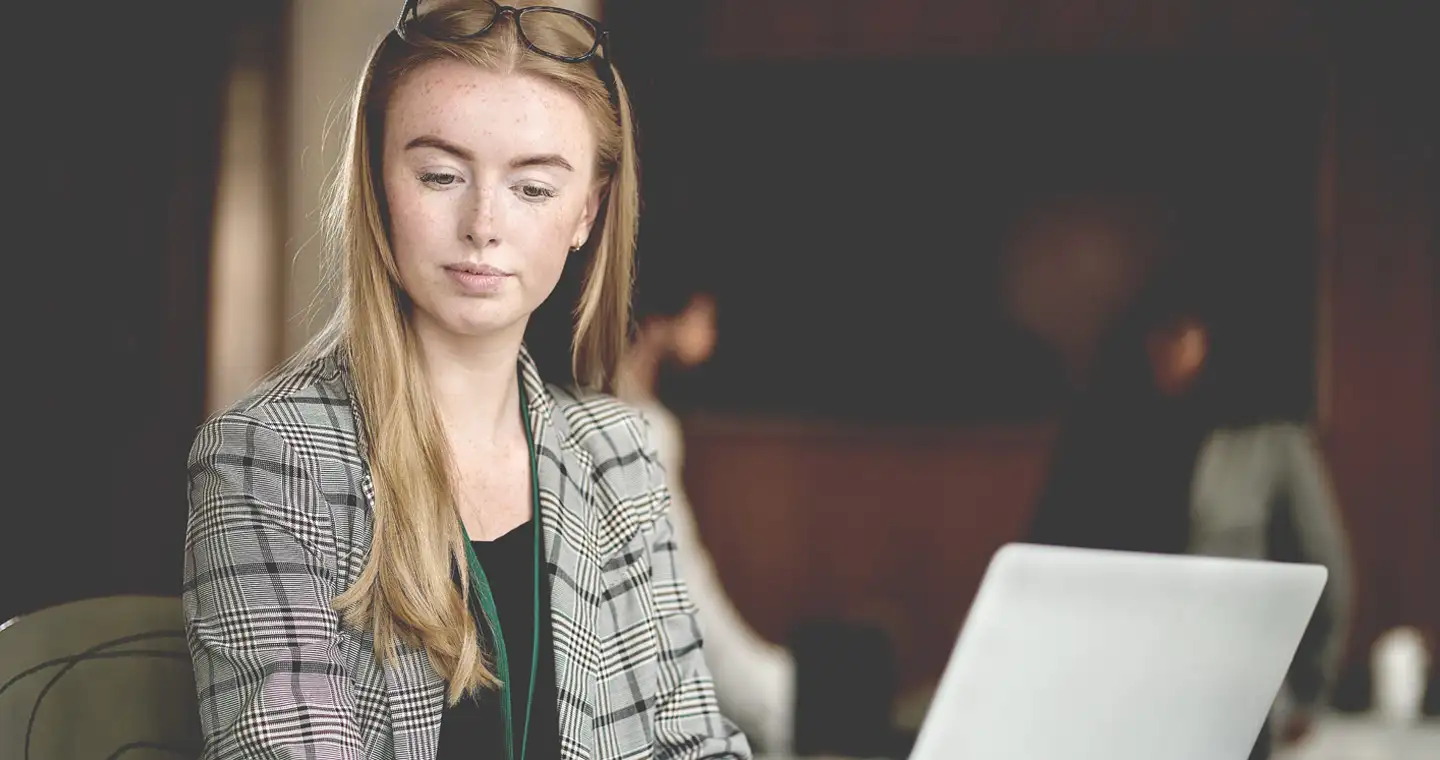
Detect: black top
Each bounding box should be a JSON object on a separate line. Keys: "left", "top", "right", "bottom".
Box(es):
{"left": 438, "top": 521, "right": 561, "bottom": 760}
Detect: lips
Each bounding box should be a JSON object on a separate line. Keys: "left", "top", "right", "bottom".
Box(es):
{"left": 445, "top": 262, "right": 510, "bottom": 277}
{"left": 443, "top": 262, "right": 512, "bottom": 295}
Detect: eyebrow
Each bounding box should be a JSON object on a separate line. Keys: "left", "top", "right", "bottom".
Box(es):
{"left": 404, "top": 134, "right": 574, "bottom": 172}
{"left": 511, "top": 154, "right": 574, "bottom": 172}
{"left": 405, "top": 135, "right": 473, "bottom": 162}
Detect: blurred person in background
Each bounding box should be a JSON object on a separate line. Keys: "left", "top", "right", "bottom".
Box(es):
{"left": 616, "top": 285, "right": 903, "bottom": 758}
{"left": 182, "top": 2, "right": 749, "bottom": 758}
{"left": 616, "top": 289, "right": 798, "bottom": 755}
{"left": 1026, "top": 265, "right": 1354, "bottom": 760}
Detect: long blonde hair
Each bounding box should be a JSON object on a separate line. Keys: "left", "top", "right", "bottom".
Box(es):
{"left": 281, "top": 2, "right": 639, "bottom": 702}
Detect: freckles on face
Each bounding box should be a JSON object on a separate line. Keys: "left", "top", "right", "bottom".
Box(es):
{"left": 379, "top": 60, "right": 601, "bottom": 338}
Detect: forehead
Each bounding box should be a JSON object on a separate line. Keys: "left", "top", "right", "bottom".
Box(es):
{"left": 386, "top": 59, "right": 595, "bottom": 160}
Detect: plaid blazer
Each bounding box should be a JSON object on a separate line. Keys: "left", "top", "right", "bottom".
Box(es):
{"left": 183, "top": 347, "right": 751, "bottom": 760}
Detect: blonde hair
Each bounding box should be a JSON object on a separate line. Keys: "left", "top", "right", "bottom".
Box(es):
{"left": 280, "top": 2, "right": 639, "bottom": 703}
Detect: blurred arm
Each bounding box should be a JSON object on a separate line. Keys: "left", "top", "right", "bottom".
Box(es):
{"left": 1274, "top": 425, "right": 1354, "bottom": 713}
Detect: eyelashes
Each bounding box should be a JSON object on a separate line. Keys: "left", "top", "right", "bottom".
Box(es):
{"left": 418, "top": 171, "right": 459, "bottom": 188}
{"left": 415, "top": 172, "right": 557, "bottom": 203}
{"left": 517, "top": 184, "right": 557, "bottom": 201}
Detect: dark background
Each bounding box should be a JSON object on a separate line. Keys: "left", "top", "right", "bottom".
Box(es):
{"left": 629, "top": 57, "right": 1322, "bottom": 422}
{"left": 3, "top": 0, "right": 1434, "bottom": 710}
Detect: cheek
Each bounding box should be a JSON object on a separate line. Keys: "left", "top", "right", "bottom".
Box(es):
{"left": 384, "top": 177, "right": 423, "bottom": 257}
{"left": 533, "top": 212, "right": 575, "bottom": 248}
{"left": 525, "top": 218, "right": 574, "bottom": 292}
{"left": 548, "top": 193, "right": 590, "bottom": 240}
{"left": 385, "top": 180, "right": 450, "bottom": 272}
{"left": 523, "top": 198, "right": 587, "bottom": 264}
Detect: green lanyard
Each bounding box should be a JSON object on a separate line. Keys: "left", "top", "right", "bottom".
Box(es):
{"left": 459, "top": 375, "right": 542, "bottom": 760}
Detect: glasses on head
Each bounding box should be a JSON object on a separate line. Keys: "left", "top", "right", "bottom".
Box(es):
{"left": 396, "top": 0, "right": 610, "bottom": 64}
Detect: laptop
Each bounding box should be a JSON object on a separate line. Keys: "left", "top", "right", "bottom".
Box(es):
{"left": 908, "top": 543, "right": 1328, "bottom": 760}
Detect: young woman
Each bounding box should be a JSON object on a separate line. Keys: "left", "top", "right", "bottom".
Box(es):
{"left": 183, "top": 3, "right": 749, "bottom": 758}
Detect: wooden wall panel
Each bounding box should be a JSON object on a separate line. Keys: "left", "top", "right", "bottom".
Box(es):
{"left": 683, "top": 420, "right": 1056, "bottom": 690}
{"left": 1319, "top": 58, "right": 1438, "bottom": 657}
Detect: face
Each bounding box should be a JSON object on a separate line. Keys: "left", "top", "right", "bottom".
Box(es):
{"left": 671, "top": 295, "right": 717, "bottom": 368}
{"left": 1147, "top": 317, "right": 1208, "bottom": 397}
{"left": 383, "top": 60, "right": 600, "bottom": 345}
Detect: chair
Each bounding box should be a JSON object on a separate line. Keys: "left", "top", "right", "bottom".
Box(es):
{"left": 790, "top": 619, "right": 900, "bottom": 759}
{"left": 0, "top": 595, "right": 201, "bottom": 760}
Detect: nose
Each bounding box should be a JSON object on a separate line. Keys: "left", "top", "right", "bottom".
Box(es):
{"left": 464, "top": 185, "right": 501, "bottom": 248}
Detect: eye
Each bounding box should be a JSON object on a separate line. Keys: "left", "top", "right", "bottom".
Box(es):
{"left": 419, "top": 171, "right": 460, "bottom": 188}
{"left": 515, "top": 183, "right": 557, "bottom": 201}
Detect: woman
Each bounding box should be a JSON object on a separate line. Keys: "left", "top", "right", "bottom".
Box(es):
{"left": 615, "top": 291, "right": 798, "bottom": 756}
{"left": 1027, "top": 270, "right": 1353, "bottom": 759}
{"left": 183, "top": 3, "right": 750, "bottom": 759}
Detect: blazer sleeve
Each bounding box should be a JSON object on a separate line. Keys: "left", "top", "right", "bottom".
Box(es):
{"left": 635, "top": 419, "right": 754, "bottom": 760}
{"left": 1274, "top": 425, "right": 1354, "bottom": 714}
{"left": 183, "top": 412, "right": 363, "bottom": 759}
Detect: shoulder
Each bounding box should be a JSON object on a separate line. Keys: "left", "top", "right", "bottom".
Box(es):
{"left": 626, "top": 397, "right": 683, "bottom": 469}
{"left": 191, "top": 352, "right": 363, "bottom": 476}
{"left": 1201, "top": 421, "right": 1326, "bottom": 490}
{"left": 549, "top": 383, "right": 655, "bottom": 458}
{"left": 547, "top": 384, "right": 671, "bottom": 541}
{"left": 1210, "top": 421, "right": 1318, "bottom": 453}
{"left": 187, "top": 354, "right": 366, "bottom": 563}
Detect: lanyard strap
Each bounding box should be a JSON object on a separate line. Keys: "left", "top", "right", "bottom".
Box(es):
{"left": 459, "top": 374, "right": 543, "bottom": 760}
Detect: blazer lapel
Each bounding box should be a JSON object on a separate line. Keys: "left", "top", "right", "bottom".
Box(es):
{"left": 521, "top": 348, "right": 603, "bottom": 760}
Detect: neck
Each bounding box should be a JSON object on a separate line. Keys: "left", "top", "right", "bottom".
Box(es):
{"left": 616, "top": 335, "right": 663, "bottom": 402}
{"left": 415, "top": 318, "right": 525, "bottom": 448}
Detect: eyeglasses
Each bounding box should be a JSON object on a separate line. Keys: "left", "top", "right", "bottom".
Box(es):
{"left": 396, "top": 0, "right": 610, "bottom": 64}
{"left": 396, "top": 1, "right": 617, "bottom": 105}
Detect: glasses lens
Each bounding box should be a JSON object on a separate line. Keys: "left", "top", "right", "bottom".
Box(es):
{"left": 402, "top": 0, "right": 499, "bottom": 39}
{"left": 518, "top": 9, "right": 600, "bottom": 60}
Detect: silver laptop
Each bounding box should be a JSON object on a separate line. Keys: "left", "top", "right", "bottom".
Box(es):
{"left": 909, "top": 543, "right": 1327, "bottom": 760}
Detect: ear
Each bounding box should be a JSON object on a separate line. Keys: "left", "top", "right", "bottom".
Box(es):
{"left": 571, "top": 182, "right": 605, "bottom": 250}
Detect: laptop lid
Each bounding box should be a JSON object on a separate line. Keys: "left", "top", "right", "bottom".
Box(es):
{"left": 909, "top": 543, "right": 1328, "bottom": 760}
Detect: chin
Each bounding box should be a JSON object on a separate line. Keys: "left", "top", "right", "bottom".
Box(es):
{"left": 442, "top": 320, "right": 519, "bottom": 340}
{"left": 447, "top": 308, "right": 528, "bottom": 339}
{"left": 409, "top": 300, "right": 521, "bottom": 341}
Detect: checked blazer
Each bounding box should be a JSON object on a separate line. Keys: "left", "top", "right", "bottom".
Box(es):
{"left": 182, "top": 346, "right": 751, "bottom": 760}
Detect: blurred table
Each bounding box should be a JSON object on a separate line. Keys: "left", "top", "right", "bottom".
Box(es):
{"left": 755, "top": 756, "right": 871, "bottom": 760}
{"left": 756, "top": 717, "right": 1440, "bottom": 760}
{"left": 1272, "top": 716, "right": 1440, "bottom": 760}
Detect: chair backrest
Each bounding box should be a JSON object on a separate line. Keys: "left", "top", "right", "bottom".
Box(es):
{"left": 0, "top": 595, "right": 201, "bottom": 760}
